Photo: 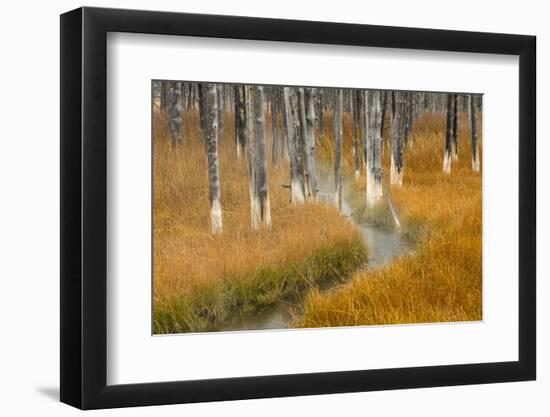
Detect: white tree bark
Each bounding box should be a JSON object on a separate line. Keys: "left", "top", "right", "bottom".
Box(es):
{"left": 299, "top": 88, "right": 318, "bottom": 201}
{"left": 470, "top": 94, "right": 480, "bottom": 172}
{"left": 167, "top": 81, "right": 182, "bottom": 146}
{"left": 246, "top": 85, "right": 271, "bottom": 230}
{"left": 199, "top": 84, "right": 222, "bottom": 234}
{"left": 283, "top": 87, "right": 306, "bottom": 204}
{"left": 365, "top": 90, "right": 384, "bottom": 207}
{"left": 334, "top": 89, "right": 343, "bottom": 212}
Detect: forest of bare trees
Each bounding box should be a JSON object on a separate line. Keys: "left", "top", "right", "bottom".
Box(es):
{"left": 153, "top": 80, "right": 484, "bottom": 334}
{"left": 154, "top": 81, "right": 481, "bottom": 235}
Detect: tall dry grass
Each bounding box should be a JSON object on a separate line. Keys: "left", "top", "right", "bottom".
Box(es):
{"left": 299, "top": 111, "right": 483, "bottom": 327}
{"left": 153, "top": 110, "right": 366, "bottom": 333}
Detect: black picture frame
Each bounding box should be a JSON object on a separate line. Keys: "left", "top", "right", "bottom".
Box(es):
{"left": 60, "top": 6, "right": 536, "bottom": 410}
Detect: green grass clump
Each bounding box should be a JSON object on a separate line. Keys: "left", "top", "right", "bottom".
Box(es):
{"left": 154, "top": 238, "right": 367, "bottom": 334}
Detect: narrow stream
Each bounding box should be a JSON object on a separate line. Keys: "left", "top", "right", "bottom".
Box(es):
{"left": 221, "top": 173, "right": 412, "bottom": 331}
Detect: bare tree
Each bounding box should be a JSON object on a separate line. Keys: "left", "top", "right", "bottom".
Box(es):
{"left": 443, "top": 93, "right": 454, "bottom": 174}
{"left": 379, "top": 91, "right": 392, "bottom": 156}
{"left": 198, "top": 84, "right": 207, "bottom": 132}
{"left": 300, "top": 87, "right": 318, "bottom": 201}
{"left": 271, "top": 89, "right": 281, "bottom": 165}
{"left": 413, "top": 92, "right": 422, "bottom": 120}
{"left": 283, "top": 87, "right": 306, "bottom": 204}
{"left": 279, "top": 88, "right": 290, "bottom": 161}
{"left": 167, "top": 81, "right": 182, "bottom": 146}
{"left": 246, "top": 85, "right": 271, "bottom": 230}
{"left": 334, "top": 89, "right": 343, "bottom": 211}
{"left": 470, "top": 94, "right": 480, "bottom": 172}
{"left": 180, "top": 82, "right": 187, "bottom": 111}
{"left": 365, "top": 90, "right": 384, "bottom": 207}
{"left": 316, "top": 90, "right": 324, "bottom": 133}
{"left": 352, "top": 90, "right": 361, "bottom": 180}
{"left": 451, "top": 93, "right": 459, "bottom": 161}
{"left": 390, "top": 91, "right": 405, "bottom": 186}
{"left": 403, "top": 92, "right": 415, "bottom": 148}
{"left": 160, "top": 81, "right": 168, "bottom": 112}
{"left": 234, "top": 85, "right": 247, "bottom": 160}
{"left": 379, "top": 91, "right": 388, "bottom": 141}
{"left": 185, "top": 82, "right": 194, "bottom": 111}
{"left": 216, "top": 84, "right": 225, "bottom": 140}
{"left": 198, "top": 83, "right": 222, "bottom": 234}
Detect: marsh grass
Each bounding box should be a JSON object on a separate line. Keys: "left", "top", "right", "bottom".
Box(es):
{"left": 298, "top": 111, "right": 482, "bottom": 327}
{"left": 153, "top": 104, "right": 482, "bottom": 333}
{"left": 153, "top": 110, "right": 367, "bottom": 334}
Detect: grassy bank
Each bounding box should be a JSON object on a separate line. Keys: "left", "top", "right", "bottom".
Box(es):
{"left": 298, "top": 112, "right": 482, "bottom": 327}
{"left": 153, "top": 111, "right": 367, "bottom": 334}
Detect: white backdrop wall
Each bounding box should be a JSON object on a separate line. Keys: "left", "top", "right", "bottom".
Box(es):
{"left": 0, "top": 0, "right": 546, "bottom": 416}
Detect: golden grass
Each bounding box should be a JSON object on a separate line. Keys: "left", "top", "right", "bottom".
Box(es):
{"left": 153, "top": 103, "right": 482, "bottom": 332}
{"left": 153, "top": 110, "right": 366, "bottom": 333}
{"left": 298, "top": 112, "right": 483, "bottom": 327}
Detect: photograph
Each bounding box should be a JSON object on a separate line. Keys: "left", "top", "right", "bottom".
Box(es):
{"left": 152, "top": 81, "right": 483, "bottom": 334}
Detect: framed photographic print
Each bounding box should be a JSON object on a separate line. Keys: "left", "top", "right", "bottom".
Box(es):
{"left": 60, "top": 6, "right": 536, "bottom": 409}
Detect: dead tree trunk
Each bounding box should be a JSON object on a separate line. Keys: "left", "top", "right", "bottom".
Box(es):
{"left": 283, "top": 87, "right": 306, "bottom": 204}
{"left": 199, "top": 84, "right": 222, "bottom": 234}
{"left": 185, "top": 83, "right": 194, "bottom": 111}
{"left": 300, "top": 87, "right": 318, "bottom": 201}
{"left": 380, "top": 91, "right": 392, "bottom": 156}
{"left": 160, "top": 81, "right": 168, "bottom": 112}
{"left": 380, "top": 90, "right": 388, "bottom": 142}
{"left": 470, "top": 94, "right": 480, "bottom": 172}
{"left": 167, "top": 81, "right": 182, "bottom": 146}
{"left": 403, "top": 92, "right": 415, "bottom": 148}
{"left": 181, "top": 82, "right": 187, "bottom": 110}
{"left": 315, "top": 90, "right": 323, "bottom": 133}
{"left": 443, "top": 93, "right": 454, "bottom": 174}
{"left": 363, "top": 91, "right": 370, "bottom": 167}
{"left": 451, "top": 93, "right": 459, "bottom": 161}
{"left": 246, "top": 85, "right": 271, "bottom": 230}
{"left": 216, "top": 84, "right": 224, "bottom": 140}
{"left": 365, "top": 90, "right": 384, "bottom": 207}
{"left": 390, "top": 91, "right": 405, "bottom": 186}
{"left": 318, "top": 89, "right": 324, "bottom": 134}
{"left": 198, "top": 85, "right": 206, "bottom": 132}
{"left": 334, "top": 89, "right": 343, "bottom": 211}
{"left": 234, "top": 85, "right": 247, "bottom": 160}
{"left": 414, "top": 92, "right": 422, "bottom": 120}
{"left": 352, "top": 90, "right": 361, "bottom": 180}
{"left": 271, "top": 91, "right": 280, "bottom": 165}
{"left": 279, "top": 88, "right": 290, "bottom": 161}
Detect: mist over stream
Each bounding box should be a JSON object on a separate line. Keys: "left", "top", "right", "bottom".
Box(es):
{"left": 221, "top": 169, "right": 412, "bottom": 331}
